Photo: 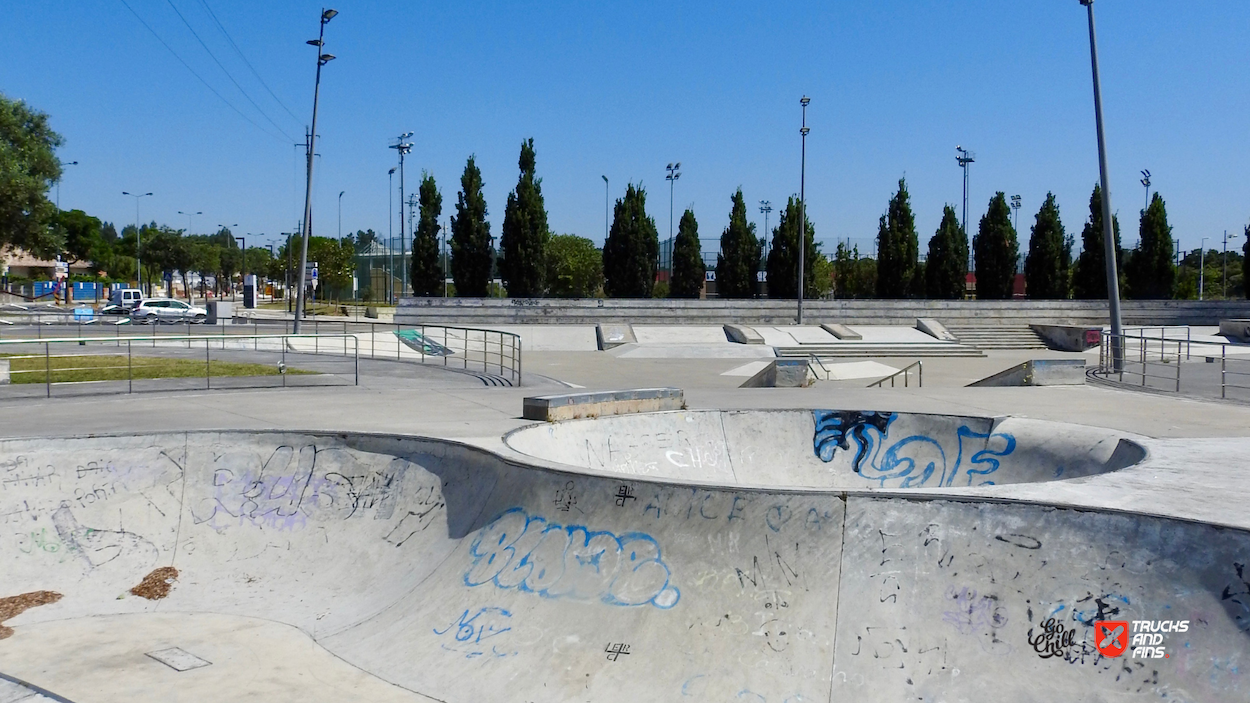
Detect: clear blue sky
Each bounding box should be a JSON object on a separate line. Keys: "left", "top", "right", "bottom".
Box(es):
{"left": 4, "top": 0, "right": 1247, "bottom": 256}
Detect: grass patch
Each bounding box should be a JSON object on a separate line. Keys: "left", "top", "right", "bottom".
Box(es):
{"left": 2, "top": 354, "right": 316, "bottom": 384}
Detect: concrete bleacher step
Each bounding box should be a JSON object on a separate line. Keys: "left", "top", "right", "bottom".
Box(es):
{"left": 774, "top": 344, "right": 984, "bottom": 358}
{"left": 944, "top": 324, "right": 1050, "bottom": 350}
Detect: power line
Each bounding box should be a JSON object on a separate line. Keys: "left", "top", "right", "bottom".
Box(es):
{"left": 195, "top": 0, "right": 305, "bottom": 127}
{"left": 162, "top": 0, "right": 297, "bottom": 142}
{"left": 116, "top": 0, "right": 286, "bottom": 142}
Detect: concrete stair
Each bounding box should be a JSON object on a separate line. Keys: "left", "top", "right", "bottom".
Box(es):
{"left": 774, "top": 343, "right": 983, "bottom": 358}
{"left": 944, "top": 324, "right": 1049, "bottom": 350}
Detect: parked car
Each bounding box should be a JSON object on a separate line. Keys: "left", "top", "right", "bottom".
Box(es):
{"left": 109, "top": 288, "right": 144, "bottom": 310}
{"left": 129, "top": 299, "right": 208, "bottom": 324}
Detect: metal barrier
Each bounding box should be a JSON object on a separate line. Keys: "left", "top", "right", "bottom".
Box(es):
{"left": 0, "top": 333, "right": 358, "bottom": 398}
{"left": 0, "top": 318, "right": 522, "bottom": 386}
{"left": 868, "top": 360, "right": 923, "bottom": 388}
{"left": 1096, "top": 330, "right": 1250, "bottom": 399}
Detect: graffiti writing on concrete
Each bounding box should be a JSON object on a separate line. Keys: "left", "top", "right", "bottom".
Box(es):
{"left": 942, "top": 586, "right": 1008, "bottom": 635}
{"left": 811, "top": 411, "right": 1016, "bottom": 487}
{"left": 434, "top": 607, "right": 517, "bottom": 660}
{"left": 465, "top": 507, "right": 680, "bottom": 609}
{"left": 1220, "top": 562, "right": 1250, "bottom": 632}
{"left": 53, "top": 503, "right": 158, "bottom": 571}
{"left": 604, "top": 642, "right": 631, "bottom": 661}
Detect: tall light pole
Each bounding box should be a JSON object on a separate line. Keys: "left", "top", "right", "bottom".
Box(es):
{"left": 798, "top": 96, "right": 810, "bottom": 323}
{"left": 405, "top": 192, "right": 419, "bottom": 296}
{"left": 56, "top": 161, "right": 77, "bottom": 209}
{"left": 1010, "top": 195, "right": 1022, "bottom": 237}
{"left": 178, "top": 210, "right": 202, "bottom": 234}
{"left": 1140, "top": 170, "right": 1151, "bottom": 211}
{"left": 338, "top": 190, "right": 345, "bottom": 239}
{"left": 665, "top": 163, "right": 681, "bottom": 275}
{"left": 759, "top": 200, "right": 773, "bottom": 259}
{"left": 1224, "top": 230, "right": 1240, "bottom": 299}
{"left": 601, "top": 175, "right": 609, "bottom": 241}
{"left": 388, "top": 167, "right": 396, "bottom": 303}
{"left": 390, "top": 132, "right": 413, "bottom": 300}
{"left": 1199, "top": 237, "right": 1209, "bottom": 300}
{"left": 122, "top": 191, "right": 153, "bottom": 292}
{"left": 957, "top": 146, "right": 975, "bottom": 270}
{"left": 1079, "top": 0, "right": 1124, "bottom": 372}
{"left": 294, "top": 7, "right": 338, "bottom": 333}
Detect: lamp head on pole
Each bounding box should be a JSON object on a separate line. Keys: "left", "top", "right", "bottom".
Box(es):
{"left": 319, "top": 53, "right": 335, "bottom": 65}
{"left": 322, "top": 8, "right": 338, "bottom": 23}
{"left": 800, "top": 96, "right": 810, "bottom": 107}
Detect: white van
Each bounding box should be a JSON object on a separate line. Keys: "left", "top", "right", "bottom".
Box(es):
{"left": 109, "top": 288, "right": 143, "bottom": 310}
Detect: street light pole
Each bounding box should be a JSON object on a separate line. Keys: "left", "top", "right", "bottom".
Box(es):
{"left": 390, "top": 132, "right": 413, "bottom": 299}
{"left": 798, "top": 96, "right": 810, "bottom": 323}
{"left": 759, "top": 200, "right": 773, "bottom": 260}
{"left": 601, "top": 175, "right": 609, "bottom": 241}
{"left": 665, "top": 163, "right": 681, "bottom": 276}
{"left": 338, "top": 190, "right": 345, "bottom": 239}
{"left": 388, "top": 167, "right": 396, "bottom": 303}
{"left": 122, "top": 191, "right": 153, "bottom": 293}
{"left": 1140, "top": 170, "right": 1151, "bottom": 211}
{"left": 178, "top": 210, "right": 202, "bottom": 234}
{"left": 957, "top": 146, "right": 975, "bottom": 270}
{"left": 1010, "top": 195, "right": 1022, "bottom": 239}
{"left": 1223, "top": 229, "right": 1239, "bottom": 299}
{"left": 56, "top": 161, "right": 77, "bottom": 209}
{"left": 294, "top": 7, "right": 338, "bottom": 333}
{"left": 1080, "top": 0, "right": 1124, "bottom": 372}
{"left": 1200, "top": 237, "right": 1209, "bottom": 300}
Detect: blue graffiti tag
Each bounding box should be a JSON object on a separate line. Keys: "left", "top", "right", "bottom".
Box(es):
{"left": 812, "top": 411, "right": 1016, "bottom": 488}
{"left": 433, "top": 607, "right": 516, "bottom": 659}
{"left": 465, "top": 508, "right": 681, "bottom": 609}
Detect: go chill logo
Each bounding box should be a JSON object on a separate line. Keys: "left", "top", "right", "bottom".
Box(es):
{"left": 1095, "top": 620, "right": 1189, "bottom": 659}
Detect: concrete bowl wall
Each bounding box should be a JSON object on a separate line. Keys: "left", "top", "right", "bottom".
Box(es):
{"left": 503, "top": 409, "right": 1147, "bottom": 489}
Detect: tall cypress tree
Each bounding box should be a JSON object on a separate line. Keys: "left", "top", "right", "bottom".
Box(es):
{"left": 925, "top": 205, "right": 967, "bottom": 300}
{"left": 973, "top": 192, "right": 1018, "bottom": 300}
{"left": 1072, "top": 184, "right": 1123, "bottom": 300}
{"left": 669, "top": 209, "right": 704, "bottom": 298}
{"left": 449, "top": 156, "right": 492, "bottom": 297}
{"left": 410, "top": 172, "right": 443, "bottom": 296}
{"left": 715, "top": 189, "right": 761, "bottom": 299}
{"left": 499, "top": 138, "right": 547, "bottom": 297}
{"left": 766, "top": 196, "right": 819, "bottom": 299}
{"left": 1125, "top": 193, "right": 1175, "bottom": 299}
{"left": 602, "top": 184, "right": 657, "bottom": 297}
{"left": 1024, "top": 193, "right": 1068, "bottom": 299}
{"left": 875, "top": 178, "right": 919, "bottom": 298}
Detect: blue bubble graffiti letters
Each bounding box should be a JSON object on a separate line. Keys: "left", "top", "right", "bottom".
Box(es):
{"left": 464, "top": 507, "right": 680, "bottom": 609}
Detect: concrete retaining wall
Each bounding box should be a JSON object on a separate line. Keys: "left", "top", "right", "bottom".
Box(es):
{"left": 395, "top": 297, "right": 1250, "bottom": 326}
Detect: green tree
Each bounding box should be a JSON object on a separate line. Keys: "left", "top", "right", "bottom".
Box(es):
{"left": 766, "top": 196, "right": 819, "bottom": 299}
{"left": 411, "top": 172, "right": 443, "bottom": 296}
{"left": 1244, "top": 222, "right": 1250, "bottom": 300}
{"left": 875, "top": 179, "right": 919, "bottom": 298}
{"left": 545, "top": 234, "right": 603, "bottom": 298}
{"left": 834, "top": 243, "right": 877, "bottom": 299}
{"left": 52, "top": 209, "right": 104, "bottom": 266}
{"left": 973, "top": 192, "right": 1019, "bottom": 300}
{"left": 925, "top": 205, "right": 968, "bottom": 300}
{"left": 1072, "top": 184, "right": 1123, "bottom": 300}
{"left": 602, "top": 183, "right": 658, "bottom": 298}
{"left": 0, "top": 94, "right": 63, "bottom": 256}
{"left": 498, "top": 139, "right": 548, "bottom": 297}
{"left": 450, "top": 156, "right": 493, "bottom": 297}
{"left": 1024, "top": 193, "right": 1069, "bottom": 299}
{"left": 715, "top": 189, "right": 761, "bottom": 299}
{"left": 669, "top": 209, "right": 705, "bottom": 298}
{"left": 307, "top": 236, "right": 355, "bottom": 300}
{"left": 1125, "top": 193, "right": 1175, "bottom": 299}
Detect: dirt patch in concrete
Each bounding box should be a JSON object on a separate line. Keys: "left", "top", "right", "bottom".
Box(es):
{"left": 130, "top": 566, "right": 179, "bottom": 600}
{"left": 0, "top": 590, "right": 63, "bottom": 640}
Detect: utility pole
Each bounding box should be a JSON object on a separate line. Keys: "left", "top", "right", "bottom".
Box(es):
{"left": 798, "top": 96, "right": 810, "bottom": 323}
{"left": 294, "top": 7, "right": 338, "bottom": 333}
{"left": 665, "top": 163, "right": 681, "bottom": 276}
{"left": 1080, "top": 0, "right": 1124, "bottom": 372}
{"left": 957, "top": 146, "right": 975, "bottom": 271}
{"left": 390, "top": 132, "right": 413, "bottom": 300}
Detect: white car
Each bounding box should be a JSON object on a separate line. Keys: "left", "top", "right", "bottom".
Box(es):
{"left": 129, "top": 299, "right": 208, "bottom": 324}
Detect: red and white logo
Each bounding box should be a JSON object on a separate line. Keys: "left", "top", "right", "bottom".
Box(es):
{"left": 1095, "top": 621, "right": 1130, "bottom": 657}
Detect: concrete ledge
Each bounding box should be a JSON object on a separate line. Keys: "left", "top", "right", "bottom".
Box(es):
{"left": 724, "top": 324, "right": 765, "bottom": 344}
{"left": 916, "top": 318, "right": 957, "bottom": 342}
{"left": 1220, "top": 319, "right": 1250, "bottom": 342}
{"left": 522, "top": 388, "right": 684, "bottom": 421}
{"left": 595, "top": 323, "right": 636, "bottom": 350}
{"left": 0, "top": 359, "right": 8, "bottom": 385}
{"left": 821, "top": 323, "right": 861, "bottom": 340}
{"left": 969, "top": 359, "right": 1087, "bottom": 387}
{"left": 1032, "top": 324, "right": 1102, "bottom": 351}
{"left": 739, "top": 359, "right": 814, "bottom": 388}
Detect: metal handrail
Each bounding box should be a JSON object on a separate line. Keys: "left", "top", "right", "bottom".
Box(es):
{"left": 1097, "top": 330, "right": 1250, "bottom": 398}
{"left": 0, "top": 333, "right": 359, "bottom": 398}
{"left": 868, "top": 360, "right": 923, "bottom": 388}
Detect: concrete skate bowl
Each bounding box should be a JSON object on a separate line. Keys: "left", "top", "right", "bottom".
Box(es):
{"left": 1, "top": 430, "right": 1248, "bottom": 702}
{"left": 504, "top": 409, "right": 1149, "bottom": 490}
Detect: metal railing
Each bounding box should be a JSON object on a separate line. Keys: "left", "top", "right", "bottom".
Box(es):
{"left": 868, "top": 360, "right": 923, "bottom": 388}
{"left": 1096, "top": 329, "right": 1250, "bottom": 400}
{"left": 0, "top": 333, "right": 358, "bottom": 398}
{"left": 1218, "top": 344, "right": 1250, "bottom": 400}
{"left": 0, "top": 318, "right": 522, "bottom": 386}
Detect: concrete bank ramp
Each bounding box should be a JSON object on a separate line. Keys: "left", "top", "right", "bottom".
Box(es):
{"left": 0, "top": 430, "right": 1246, "bottom": 702}
{"left": 505, "top": 409, "right": 1146, "bottom": 489}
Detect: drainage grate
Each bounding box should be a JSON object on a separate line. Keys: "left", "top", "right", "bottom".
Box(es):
{"left": 145, "top": 647, "right": 211, "bottom": 672}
